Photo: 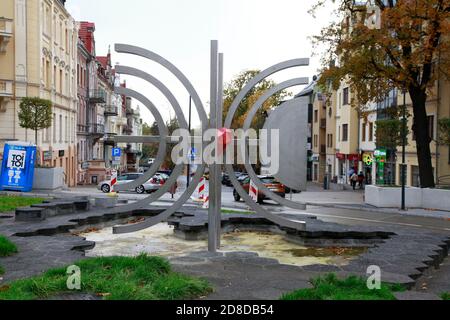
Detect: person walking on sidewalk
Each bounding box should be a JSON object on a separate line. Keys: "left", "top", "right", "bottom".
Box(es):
{"left": 351, "top": 172, "right": 358, "bottom": 190}
{"left": 358, "top": 171, "right": 365, "bottom": 190}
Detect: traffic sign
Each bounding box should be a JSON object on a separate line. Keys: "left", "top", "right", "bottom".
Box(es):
{"left": 112, "top": 148, "right": 121, "bottom": 157}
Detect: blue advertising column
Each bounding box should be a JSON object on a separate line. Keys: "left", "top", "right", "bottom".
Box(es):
{"left": 0, "top": 142, "right": 37, "bottom": 192}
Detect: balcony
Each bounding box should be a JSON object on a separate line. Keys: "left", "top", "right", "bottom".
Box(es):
{"left": 104, "top": 105, "right": 118, "bottom": 117}
{"left": 88, "top": 123, "right": 105, "bottom": 136}
{"left": 320, "top": 144, "right": 326, "bottom": 155}
{"left": 89, "top": 89, "right": 106, "bottom": 104}
{"left": 77, "top": 124, "right": 88, "bottom": 134}
{"left": 126, "top": 107, "right": 134, "bottom": 116}
{"left": 103, "top": 132, "right": 118, "bottom": 146}
{"left": 0, "top": 79, "right": 13, "bottom": 112}
{"left": 320, "top": 118, "right": 327, "bottom": 129}
{"left": 123, "top": 125, "right": 133, "bottom": 135}
{"left": 0, "top": 18, "right": 13, "bottom": 53}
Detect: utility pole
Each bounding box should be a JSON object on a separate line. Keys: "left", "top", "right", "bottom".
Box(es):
{"left": 401, "top": 89, "right": 407, "bottom": 210}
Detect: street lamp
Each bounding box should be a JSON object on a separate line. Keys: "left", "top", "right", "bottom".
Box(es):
{"left": 401, "top": 88, "right": 407, "bottom": 210}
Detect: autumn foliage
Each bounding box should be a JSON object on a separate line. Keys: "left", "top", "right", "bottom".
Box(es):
{"left": 313, "top": 0, "right": 450, "bottom": 188}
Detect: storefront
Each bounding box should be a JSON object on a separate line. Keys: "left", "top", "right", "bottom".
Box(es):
{"left": 361, "top": 152, "right": 374, "bottom": 185}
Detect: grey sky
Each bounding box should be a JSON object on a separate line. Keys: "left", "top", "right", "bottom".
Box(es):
{"left": 66, "top": 0, "right": 335, "bottom": 127}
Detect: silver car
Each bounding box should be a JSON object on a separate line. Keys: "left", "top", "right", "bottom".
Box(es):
{"left": 97, "top": 173, "right": 144, "bottom": 193}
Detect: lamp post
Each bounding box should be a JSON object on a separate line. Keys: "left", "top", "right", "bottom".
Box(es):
{"left": 401, "top": 88, "right": 407, "bottom": 210}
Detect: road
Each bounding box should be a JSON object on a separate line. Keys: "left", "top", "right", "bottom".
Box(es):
{"left": 38, "top": 182, "right": 450, "bottom": 234}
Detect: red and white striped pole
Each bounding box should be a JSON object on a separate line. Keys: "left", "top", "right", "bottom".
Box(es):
{"left": 110, "top": 170, "right": 118, "bottom": 193}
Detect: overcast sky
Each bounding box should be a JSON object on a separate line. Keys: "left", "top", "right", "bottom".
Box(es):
{"left": 66, "top": 0, "right": 335, "bottom": 127}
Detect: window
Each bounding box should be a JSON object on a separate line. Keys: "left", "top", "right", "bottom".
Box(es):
{"left": 369, "top": 123, "right": 374, "bottom": 142}
{"left": 428, "top": 115, "right": 435, "bottom": 140}
{"left": 53, "top": 66, "right": 56, "bottom": 89}
{"left": 53, "top": 113, "right": 57, "bottom": 142}
{"left": 314, "top": 135, "right": 318, "bottom": 148}
{"left": 46, "top": 60, "right": 50, "bottom": 88}
{"left": 338, "top": 126, "right": 341, "bottom": 142}
{"left": 362, "top": 123, "right": 367, "bottom": 142}
{"left": 59, "top": 115, "right": 63, "bottom": 143}
{"left": 59, "top": 70, "right": 63, "bottom": 93}
{"left": 327, "top": 134, "right": 333, "bottom": 148}
{"left": 65, "top": 116, "right": 68, "bottom": 142}
{"left": 342, "top": 124, "right": 349, "bottom": 142}
{"left": 343, "top": 88, "right": 349, "bottom": 105}
{"left": 314, "top": 110, "right": 318, "bottom": 123}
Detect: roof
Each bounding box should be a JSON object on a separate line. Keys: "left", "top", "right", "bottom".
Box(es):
{"left": 295, "top": 79, "right": 317, "bottom": 98}
{"left": 78, "top": 21, "right": 96, "bottom": 54}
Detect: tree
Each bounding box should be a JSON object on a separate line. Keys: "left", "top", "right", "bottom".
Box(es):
{"left": 141, "top": 119, "right": 179, "bottom": 169}
{"left": 313, "top": 0, "right": 450, "bottom": 188}
{"left": 223, "top": 70, "right": 290, "bottom": 130}
{"left": 18, "top": 97, "right": 53, "bottom": 145}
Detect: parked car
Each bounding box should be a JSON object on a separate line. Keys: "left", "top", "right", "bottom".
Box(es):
{"left": 233, "top": 176, "right": 285, "bottom": 203}
{"left": 98, "top": 173, "right": 144, "bottom": 193}
{"left": 222, "top": 172, "right": 246, "bottom": 187}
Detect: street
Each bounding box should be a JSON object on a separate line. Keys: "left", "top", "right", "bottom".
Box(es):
{"left": 35, "top": 182, "right": 450, "bottom": 234}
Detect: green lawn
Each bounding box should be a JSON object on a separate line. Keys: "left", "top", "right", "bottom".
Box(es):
{"left": 0, "top": 235, "right": 17, "bottom": 258}
{"left": 0, "top": 254, "right": 211, "bottom": 300}
{"left": 0, "top": 235, "right": 18, "bottom": 276}
{"left": 221, "top": 209, "right": 254, "bottom": 215}
{"left": 442, "top": 293, "right": 450, "bottom": 300}
{"left": 281, "top": 274, "right": 405, "bottom": 300}
{"left": 0, "top": 196, "right": 45, "bottom": 213}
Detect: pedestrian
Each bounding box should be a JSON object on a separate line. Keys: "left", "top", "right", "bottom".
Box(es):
{"left": 358, "top": 171, "right": 365, "bottom": 189}
{"left": 351, "top": 172, "right": 358, "bottom": 190}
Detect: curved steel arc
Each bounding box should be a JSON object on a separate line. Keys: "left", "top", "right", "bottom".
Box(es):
{"left": 225, "top": 164, "right": 306, "bottom": 230}
{"left": 112, "top": 87, "right": 168, "bottom": 192}
{"left": 242, "top": 80, "right": 308, "bottom": 210}
{"left": 115, "top": 65, "right": 188, "bottom": 129}
{"left": 113, "top": 164, "right": 207, "bottom": 234}
{"left": 224, "top": 58, "right": 309, "bottom": 129}
{"left": 115, "top": 43, "right": 208, "bottom": 129}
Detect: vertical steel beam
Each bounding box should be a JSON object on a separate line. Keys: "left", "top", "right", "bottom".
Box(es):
{"left": 216, "top": 52, "right": 224, "bottom": 248}
{"left": 208, "top": 40, "right": 219, "bottom": 252}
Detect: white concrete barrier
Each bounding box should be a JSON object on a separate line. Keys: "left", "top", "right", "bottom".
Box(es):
{"left": 33, "top": 167, "right": 65, "bottom": 191}
{"left": 365, "top": 185, "right": 450, "bottom": 211}
{"left": 422, "top": 188, "right": 450, "bottom": 211}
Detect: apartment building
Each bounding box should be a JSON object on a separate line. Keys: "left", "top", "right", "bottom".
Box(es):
{"left": 0, "top": 0, "right": 78, "bottom": 187}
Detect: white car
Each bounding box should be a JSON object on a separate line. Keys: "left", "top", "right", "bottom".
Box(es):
{"left": 97, "top": 172, "right": 167, "bottom": 194}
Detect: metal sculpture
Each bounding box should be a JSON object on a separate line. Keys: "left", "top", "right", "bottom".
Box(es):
{"left": 110, "top": 41, "right": 310, "bottom": 252}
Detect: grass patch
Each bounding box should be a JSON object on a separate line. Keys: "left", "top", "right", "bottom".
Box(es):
{"left": 221, "top": 209, "right": 254, "bottom": 215}
{"left": 0, "top": 196, "right": 45, "bottom": 213}
{"left": 0, "top": 235, "right": 17, "bottom": 257}
{"left": 442, "top": 293, "right": 450, "bottom": 300}
{"left": 0, "top": 265, "right": 4, "bottom": 275}
{"left": 280, "top": 274, "right": 405, "bottom": 300}
{"left": 0, "top": 254, "right": 211, "bottom": 300}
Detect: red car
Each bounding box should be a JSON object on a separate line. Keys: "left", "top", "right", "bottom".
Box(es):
{"left": 233, "top": 176, "right": 286, "bottom": 203}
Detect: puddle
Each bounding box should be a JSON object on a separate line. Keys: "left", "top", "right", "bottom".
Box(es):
{"left": 81, "top": 223, "right": 366, "bottom": 267}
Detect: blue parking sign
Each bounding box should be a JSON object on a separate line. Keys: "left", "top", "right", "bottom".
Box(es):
{"left": 112, "top": 148, "right": 121, "bottom": 157}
